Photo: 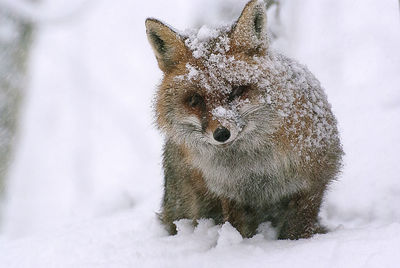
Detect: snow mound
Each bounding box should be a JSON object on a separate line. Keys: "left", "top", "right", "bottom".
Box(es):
{"left": 1, "top": 209, "right": 400, "bottom": 268}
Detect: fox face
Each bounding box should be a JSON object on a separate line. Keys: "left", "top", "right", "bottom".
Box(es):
{"left": 156, "top": 65, "right": 278, "bottom": 150}
{"left": 146, "top": 1, "right": 280, "bottom": 152}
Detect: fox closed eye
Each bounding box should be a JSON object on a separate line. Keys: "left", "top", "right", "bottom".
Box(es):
{"left": 228, "top": 85, "right": 251, "bottom": 101}
{"left": 185, "top": 92, "right": 205, "bottom": 109}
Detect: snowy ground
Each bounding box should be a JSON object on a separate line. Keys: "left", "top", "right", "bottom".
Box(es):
{"left": 0, "top": 0, "right": 400, "bottom": 267}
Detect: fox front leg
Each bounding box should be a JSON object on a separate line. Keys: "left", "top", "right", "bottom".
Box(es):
{"left": 221, "top": 198, "right": 260, "bottom": 238}
{"left": 277, "top": 188, "right": 327, "bottom": 240}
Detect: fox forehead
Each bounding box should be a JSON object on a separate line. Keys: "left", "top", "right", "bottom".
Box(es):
{"left": 183, "top": 25, "right": 233, "bottom": 59}
{"left": 172, "top": 34, "right": 267, "bottom": 96}
{"left": 147, "top": 0, "right": 270, "bottom": 94}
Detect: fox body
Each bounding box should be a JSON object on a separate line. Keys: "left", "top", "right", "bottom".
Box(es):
{"left": 146, "top": 0, "right": 343, "bottom": 239}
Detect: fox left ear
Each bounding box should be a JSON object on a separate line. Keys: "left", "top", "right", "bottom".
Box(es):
{"left": 231, "top": 0, "right": 268, "bottom": 53}
{"left": 145, "top": 18, "right": 187, "bottom": 73}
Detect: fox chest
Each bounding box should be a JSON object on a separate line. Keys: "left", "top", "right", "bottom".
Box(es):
{"left": 189, "top": 150, "right": 308, "bottom": 205}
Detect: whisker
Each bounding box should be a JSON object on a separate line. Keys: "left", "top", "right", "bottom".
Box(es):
{"left": 241, "top": 105, "right": 263, "bottom": 118}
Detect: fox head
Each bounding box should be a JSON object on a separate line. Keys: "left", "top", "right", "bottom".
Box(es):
{"left": 146, "top": 0, "right": 279, "bottom": 150}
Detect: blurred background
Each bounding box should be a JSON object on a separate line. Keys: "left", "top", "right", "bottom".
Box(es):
{"left": 0, "top": 0, "right": 399, "bottom": 240}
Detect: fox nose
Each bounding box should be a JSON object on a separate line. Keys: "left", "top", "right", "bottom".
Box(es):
{"left": 213, "top": 127, "right": 231, "bottom": 143}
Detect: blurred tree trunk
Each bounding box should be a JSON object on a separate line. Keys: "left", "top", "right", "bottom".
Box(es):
{"left": 0, "top": 4, "right": 34, "bottom": 215}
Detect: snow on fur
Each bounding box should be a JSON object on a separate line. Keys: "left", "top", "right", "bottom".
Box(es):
{"left": 177, "top": 23, "right": 339, "bottom": 156}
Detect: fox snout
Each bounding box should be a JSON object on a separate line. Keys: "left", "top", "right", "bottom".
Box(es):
{"left": 213, "top": 126, "right": 231, "bottom": 143}
{"left": 204, "top": 114, "right": 241, "bottom": 145}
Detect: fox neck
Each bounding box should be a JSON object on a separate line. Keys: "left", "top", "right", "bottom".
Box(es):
{"left": 186, "top": 140, "right": 309, "bottom": 207}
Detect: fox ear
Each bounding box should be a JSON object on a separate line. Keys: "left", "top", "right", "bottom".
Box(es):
{"left": 145, "top": 18, "right": 187, "bottom": 73}
{"left": 231, "top": 0, "right": 268, "bottom": 53}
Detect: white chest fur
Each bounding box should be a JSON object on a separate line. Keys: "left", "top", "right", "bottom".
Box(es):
{"left": 190, "top": 145, "right": 309, "bottom": 206}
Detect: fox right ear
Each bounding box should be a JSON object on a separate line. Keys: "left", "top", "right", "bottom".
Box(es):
{"left": 231, "top": 0, "right": 268, "bottom": 54}
{"left": 145, "top": 18, "right": 187, "bottom": 73}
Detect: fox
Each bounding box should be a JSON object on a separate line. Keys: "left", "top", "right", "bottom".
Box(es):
{"left": 145, "top": 0, "right": 343, "bottom": 240}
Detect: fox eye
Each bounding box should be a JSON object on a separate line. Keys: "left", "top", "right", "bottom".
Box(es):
{"left": 228, "top": 85, "right": 250, "bottom": 101}
{"left": 186, "top": 93, "right": 204, "bottom": 108}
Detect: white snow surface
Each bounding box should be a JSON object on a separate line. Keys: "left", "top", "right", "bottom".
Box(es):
{"left": 1, "top": 0, "right": 400, "bottom": 267}
{"left": 2, "top": 209, "right": 400, "bottom": 268}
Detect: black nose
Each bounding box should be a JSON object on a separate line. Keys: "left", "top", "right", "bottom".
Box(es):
{"left": 213, "top": 127, "right": 231, "bottom": 143}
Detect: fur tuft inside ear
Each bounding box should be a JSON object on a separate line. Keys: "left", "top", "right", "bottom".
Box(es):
{"left": 145, "top": 18, "right": 187, "bottom": 73}
{"left": 148, "top": 30, "right": 167, "bottom": 55}
{"left": 231, "top": 0, "right": 268, "bottom": 54}
{"left": 253, "top": 8, "right": 265, "bottom": 38}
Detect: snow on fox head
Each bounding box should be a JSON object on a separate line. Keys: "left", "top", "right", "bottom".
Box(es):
{"left": 146, "top": 0, "right": 340, "bottom": 159}
{"left": 146, "top": 1, "right": 272, "bottom": 146}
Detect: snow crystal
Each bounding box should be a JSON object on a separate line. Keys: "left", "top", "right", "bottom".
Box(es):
{"left": 211, "top": 106, "right": 236, "bottom": 120}
{"left": 186, "top": 63, "right": 199, "bottom": 80}
{"left": 265, "top": 95, "right": 271, "bottom": 104}
{"left": 184, "top": 24, "right": 231, "bottom": 59}
{"left": 196, "top": 25, "right": 219, "bottom": 42}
